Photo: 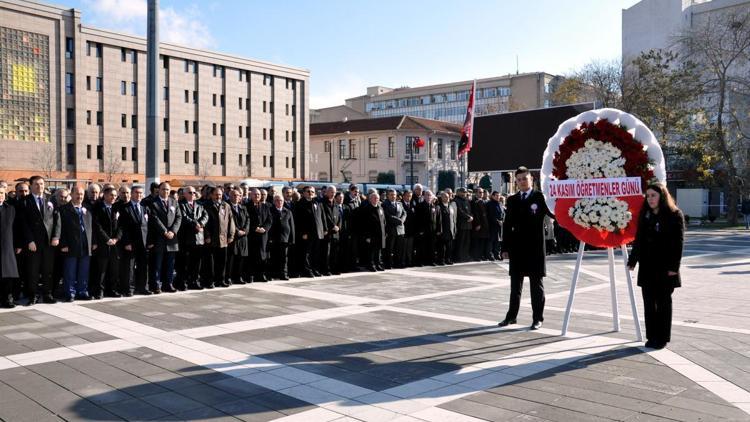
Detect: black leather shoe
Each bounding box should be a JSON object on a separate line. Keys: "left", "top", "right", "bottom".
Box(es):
{"left": 123, "top": 292, "right": 133, "bottom": 297}
{"left": 65, "top": 296, "right": 75, "bottom": 303}
{"left": 279, "top": 275, "right": 289, "bottom": 281}
{"left": 204, "top": 283, "right": 215, "bottom": 289}
{"left": 216, "top": 282, "right": 230, "bottom": 288}
{"left": 135, "top": 289, "right": 152, "bottom": 296}
{"left": 162, "top": 285, "right": 176, "bottom": 293}
{"left": 188, "top": 283, "right": 204, "bottom": 290}
{"left": 1, "top": 301, "right": 16, "bottom": 308}
{"left": 234, "top": 279, "right": 246, "bottom": 285}
{"left": 151, "top": 289, "right": 161, "bottom": 295}
{"left": 105, "top": 291, "right": 122, "bottom": 298}
{"left": 530, "top": 321, "right": 543, "bottom": 330}
{"left": 175, "top": 284, "right": 188, "bottom": 292}
{"left": 26, "top": 296, "right": 38, "bottom": 306}
{"left": 76, "top": 294, "right": 92, "bottom": 301}
{"left": 497, "top": 319, "right": 516, "bottom": 327}
{"left": 93, "top": 294, "right": 103, "bottom": 300}
{"left": 375, "top": 266, "right": 385, "bottom": 271}
{"left": 366, "top": 266, "right": 377, "bottom": 272}
{"left": 312, "top": 271, "right": 322, "bottom": 277}
{"left": 256, "top": 275, "right": 268, "bottom": 282}
{"left": 43, "top": 295, "right": 57, "bottom": 304}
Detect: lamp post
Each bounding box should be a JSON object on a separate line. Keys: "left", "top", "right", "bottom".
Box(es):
{"left": 410, "top": 136, "right": 425, "bottom": 189}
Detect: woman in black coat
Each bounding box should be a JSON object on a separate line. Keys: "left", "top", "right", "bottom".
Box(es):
{"left": 628, "top": 183, "right": 684, "bottom": 350}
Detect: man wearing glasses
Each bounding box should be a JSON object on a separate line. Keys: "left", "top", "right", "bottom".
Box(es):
{"left": 177, "top": 186, "right": 208, "bottom": 290}
{"left": 293, "top": 186, "right": 325, "bottom": 278}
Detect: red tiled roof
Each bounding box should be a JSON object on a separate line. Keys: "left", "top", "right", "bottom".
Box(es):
{"left": 310, "top": 116, "right": 461, "bottom": 136}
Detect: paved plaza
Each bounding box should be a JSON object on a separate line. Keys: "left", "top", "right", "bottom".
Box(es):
{"left": 0, "top": 229, "right": 748, "bottom": 421}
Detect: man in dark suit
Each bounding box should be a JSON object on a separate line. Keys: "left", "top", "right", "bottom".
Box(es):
{"left": 341, "top": 184, "right": 361, "bottom": 272}
{"left": 294, "top": 186, "right": 325, "bottom": 277}
{"left": 227, "top": 188, "right": 250, "bottom": 284}
{"left": 268, "top": 194, "right": 295, "bottom": 280}
{"left": 415, "top": 191, "right": 441, "bottom": 266}
{"left": 498, "top": 166, "right": 553, "bottom": 330}
{"left": 401, "top": 190, "right": 417, "bottom": 267}
{"left": 0, "top": 185, "right": 21, "bottom": 308}
{"left": 91, "top": 187, "right": 122, "bottom": 299}
{"left": 246, "top": 188, "right": 272, "bottom": 282}
{"left": 58, "top": 186, "right": 94, "bottom": 302}
{"left": 320, "top": 186, "right": 341, "bottom": 276}
{"left": 147, "top": 182, "right": 182, "bottom": 293}
{"left": 176, "top": 186, "right": 207, "bottom": 290}
{"left": 382, "top": 189, "right": 406, "bottom": 269}
{"left": 358, "top": 191, "right": 387, "bottom": 272}
{"left": 488, "top": 192, "right": 505, "bottom": 260}
{"left": 471, "top": 187, "right": 491, "bottom": 261}
{"left": 453, "top": 188, "right": 473, "bottom": 263}
{"left": 20, "top": 175, "right": 60, "bottom": 304}
{"left": 9, "top": 182, "right": 29, "bottom": 302}
{"left": 437, "top": 191, "right": 456, "bottom": 265}
{"left": 203, "top": 186, "right": 234, "bottom": 288}
{"left": 118, "top": 185, "right": 150, "bottom": 295}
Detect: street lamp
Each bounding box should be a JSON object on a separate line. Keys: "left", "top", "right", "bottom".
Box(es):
{"left": 410, "top": 136, "right": 425, "bottom": 189}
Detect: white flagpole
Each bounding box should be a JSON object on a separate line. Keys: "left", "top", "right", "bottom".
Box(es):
{"left": 464, "top": 80, "right": 476, "bottom": 186}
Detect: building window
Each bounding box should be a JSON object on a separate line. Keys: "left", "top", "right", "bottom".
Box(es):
{"left": 212, "top": 123, "right": 217, "bottom": 136}
{"left": 96, "top": 111, "right": 103, "bottom": 126}
{"left": 193, "top": 121, "right": 198, "bottom": 134}
{"left": 121, "top": 81, "right": 127, "bottom": 95}
{"left": 437, "top": 138, "right": 444, "bottom": 159}
{"left": 368, "top": 138, "right": 378, "bottom": 159}
{"left": 263, "top": 74, "right": 272, "bottom": 86}
{"left": 131, "top": 115, "right": 137, "bottom": 128}
{"left": 245, "top": 98, "right": 250, "bottom": 110}
{"left": 348, "top": 139, "right": 357, "bottom": 159}
{"left": 121, "top": 147, "right": 127, "bottom": 160}
{"left": 269, "top": 102, "right": 274, "bottom": 113}
{"left": 285, "top": 130, "right": 289, "bottom": 142}
{"left": 388, "top": 137, "right": 395, "bottom": 158}
{"left": 239, "top": 126, "right": 243, "bottom": 137}
{"left": 163, "top": 117, "right": 169, "bottom": 131}
{"left": 369, "top": 170, "right": 378, "bottom": 183}
{"left": 132, "top": 147, "right": 137, "bottom": 161}
{"left": 192, "top": 90, "right": 198, "bottom": 103}
{"left": 193, "top": 151, "right": 198, "bottom": 163}
{"left": 131, "top": 82, "right": 136, "bottom": 96}
{"left": 220, "top": 124, "right": 225, "bottom": 136}
{"left": 285, "top": 104, "right": 289, "bottom": 116}
{"left": 263, "top": 156, "right": 267, "bottom": 167}
{"left": 163, "top": 86, "right": 169, "bottom": 100}
{"left": 184, "top": 120, "right": 189, "bottom": 133}
{"left": 269, "top": 129, "right": 274, "bottom": 140}
{"left": 65, "top": 73, "right": 74, "bottom": 94}
{"left": 185, "top": 150, "right": 190, "bottom": 164}
{"left": 66, "top": 108, "right": 75, "bottom": 129}
{"left": 65, "top": 37, "right": 74, "bottom": 59}
{"left": 291, "top": 105, "right": 296, "bottom": 116}
{"left": 86, "top": 144, "right": 91, "bottom": 159}
{"left": 96, "top": 145, "right": 103, "bottom": 160}
{"left": 239, "top": 154, "right": 243, "bottom": 166}
{"left": 131, "top": 50, "right": 137, "bottom": 63}
{"left": 95, "top": 43, "right": 102, "bottom": 58}
{"left": 66, "top": 143, "right": 75, "bottom": 165}
{"left": 292, "top": 131, "right": 296, "bottom": 142}
{"left": 246, "top": 126, "right": 250, "bottom": 138}
{"left": 86, "top": 42, "right": 91, "bottom": 56}
{"left": 121, "top": 47, "right": 127, "bottom": 62}
{"left": 339, "top": 139, "right": 347, "bottom": 160}
{"left": 324, "top": 141, "right": 331, "bottom": 153}
{"left": 263, "top": 101, "right": 267, "bottom": 113}
{"left": 213, "top": 152, "right": 217, "bottom": 165}
{"left": 238, "top": 98, "right": 243, "bottom": 109}
{"left": 245, "top": 154, "right": 249, "bottom": 165}
{"left": 162, "top": 56, "right": 169, "bottom": 69}
{"left": 220, "top": 95, "right": 225, "bottom": 107}
{"left": 450, "top": 140, "right": 456, "bottom": 159}
{"left": 164, "top": 149, "right": 169, "bottom": 163}
{"left": 121, "top": 114, "right": 127, "bottom": 128}
{"left": 263, "top": 128, "right": 267, "bottom": 140}
{"left": 86, "top": 110, "right": 91, "bottom": 125}
{"left": 184, "top": 90, "right": 189, "bottom": 103}
{"left": 212, "top": 94, "right": 217, "bottom": 106}
{"left": 213, "top": 65, "right": 224, "bottom": 78}
{"left": 286, "top": 156, "right": 290, "bottom": 168}
{"left": 86, "top": 76, "right": 91, "bottom": 91}
{"left": 220, "top": 153, "right": 225, "bottom": 165}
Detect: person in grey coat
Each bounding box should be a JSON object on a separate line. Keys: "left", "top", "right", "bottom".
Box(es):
{"left": 176, "top": 186, "right": 207, "bottom": 290}
{"left": 0, "top": 185, "right": 21, "bottom": 308}
{"left": 382, "top": 189, "right": 406, "bottom": 269}
{"left": 147, "top": 182, "right": 182, "bottom": 293}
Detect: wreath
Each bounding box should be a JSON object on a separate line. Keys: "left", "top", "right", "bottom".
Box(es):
{"left": 541, "top": 109, "right": 666, "bottom": 248}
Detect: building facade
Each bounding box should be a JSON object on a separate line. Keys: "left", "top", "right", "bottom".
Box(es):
{"left": 315, "top": 73, "right": 559, "bottom": 125}
{"left": 310, "top": 116, "right": 461, "bottom": 188}
{"left": 0, "top": 0, "right": 310, "bottom": 184}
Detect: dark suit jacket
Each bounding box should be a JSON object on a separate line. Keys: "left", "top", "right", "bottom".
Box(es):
{"left": 0, "top": 203, "right": 20, "bottom": 278}
{"left": 416, "top": 201, "right": 441, "bottom": 237}
{"left": 178, "top": 201, "right": 208, "bottom": 247}
{"left": 21, "top": 194, "right": 60, "bottom": 248}
{"left": 402, "top": 200, "right": 417, "bottom": 237}
{"left": 357, "top": 202, "right": 386, "bottom": 248}
{"left": 247, "top": 202, "right": 272, "bottom": 258}
{"left": 454, "top": 196, "right": 473, "bottom": 231}
{"left": 148, "top": 197, "right": 182, "bottom": 252}
{"left": 627, "top": 208, "right": 684, "bottom": 288}
{"left": 269, "top": 206, "right": 295, "bottom": 245}
{"left": 487, "top": 199, "right": 505, "bottom": 241}
{"left": 230, "top": 203, "right": 251, "bottom": 256}
{"left": 93, "top": 202, "right": 122, "bottom": 257}
{"left": 119, "top": 201, "right": 149, "bottom": 251}
{"left": 383, "top": 200, "right": 406, "bottom": 236}
{"left": 321, "top": 199, "right": 342, "bottom": 240}
{"left": 471, "top": 198, "right": 490, "bottom": 238}
{"left": 501, "top": 190, "right": 552, "bottom": 277}
{"left": 294, "top": 198, "right": 325, "bottom": 240}
{"left": 58, "top": 203, "right": 94, "bottom": 258}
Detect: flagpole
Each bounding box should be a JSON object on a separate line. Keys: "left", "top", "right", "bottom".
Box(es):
{"left": 466, "top": 79, "right": 476, "bottom": 187}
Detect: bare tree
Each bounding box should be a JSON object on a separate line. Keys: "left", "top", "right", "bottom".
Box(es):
{"left": 677, "top": 8, "right": 750, "bottom": 224}
{"left": 33, "top": 144, "right": 57, "bottom": 179}
{"left": 199, "top": 156, "right": 212, "bottom": 183}
{"left": 102, "top": 144, "right": 124, "bottom": 183}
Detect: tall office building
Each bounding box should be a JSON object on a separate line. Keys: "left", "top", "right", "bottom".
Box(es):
{"left": 0, "top": 0, "right": 310, "bottom": 184}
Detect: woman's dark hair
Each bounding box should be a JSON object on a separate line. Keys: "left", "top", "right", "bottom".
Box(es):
{"left": 639, "top": 183, "right": 679, "bottom": 223}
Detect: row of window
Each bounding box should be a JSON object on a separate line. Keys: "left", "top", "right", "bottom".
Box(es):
{"left": 366, "top": 87, "right": 512, "bottom": 112}
{"left": 328, "top": 137, "right": 457, "bottom": 160}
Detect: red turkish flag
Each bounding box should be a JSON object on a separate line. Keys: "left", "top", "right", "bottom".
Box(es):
{"left": 458, "top": 81, "right": 476, "bottom": 157}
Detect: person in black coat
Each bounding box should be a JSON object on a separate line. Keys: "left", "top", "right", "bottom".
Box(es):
{"left": 0, "top": 186, "right": 21, "bottom": 308}
{"left": 437, "top": 191, "right": 456, "bottom": 265}
{"left": 118, "top": 186, "right": 151, "bottom": 295}
{"left": 628, "top": 183, "right": 685, "bottom": 350}
{"left": 320, "top": 186, "right": 342, "bottom": 276}
{"left": 268, "top": 194, "right": 295, "bottom": 280}
{"left": 471, "top": 188, "right": 491, "bottom": 261}
{"left": 176, "top": 186, "right": 208, "bottom": 290}
{"left": 401, "top": 191, "right": 417, "bottom": 267}
{"left": 294, "top": 186, "right": 325, "bottom": 277}
{"left": 57, "top": 186, "right": 94, "bottom": 302}
{"left": 341, "top": 184, "right": 361, "bottom": 272}
{"left": 228, "top": 188, "right": 250, "bottom": 284}
{"left": 147, "top": 182, "right": 182, "bottom": 293}
{"left": 9, "top": 182, "right": 29, "bottom": 302}
{"left": 487, "top": 192, "right": 506, "bottom": 260}
{"left": 453, "top": 188, "right": 473, "bottom": 263}
{"left": 498, "top": 167, "right": 553, "bottom": 330}
{"left": 382, "top": 189, "right": 406, "bottom": 269}
{"left": 358, "top": 192, "right": 387, "bottom": 272}
{"left": 20, "top": 175, "right": 61, "bottom": 305}
{"left": 415, "top": 191, "right": 441, "bottom": 266}
{"left": 246, "top": 188, "right": 272, "bottom": 282}
{"left": 91, "top": 187, "right": 123, "bottom": 298}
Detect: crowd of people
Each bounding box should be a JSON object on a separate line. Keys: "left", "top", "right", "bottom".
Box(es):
{"left": 0, "top": 175, "right": 534, "bottom": 308}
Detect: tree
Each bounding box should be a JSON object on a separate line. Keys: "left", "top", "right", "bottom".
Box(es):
{"left": 199, "top": 156, "right": 212, "bottom": 183}
{"left": 376, "top": 171, "right": 395, "bottom": 184}
{"left": 677, "top": 8, "right": 750, "bottom": 224}
{"left": 102, "top": 144, "right": 124, "bottom": 183}
{"left": 33, "top": 144, "right": 57, "bottom": 179}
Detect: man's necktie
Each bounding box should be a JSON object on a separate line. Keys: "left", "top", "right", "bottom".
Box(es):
{"left": 521, "top": 192, "right": 527, "bottom": 201}
{"left": 37, "top": 196, "right": 44, "bottom": 215}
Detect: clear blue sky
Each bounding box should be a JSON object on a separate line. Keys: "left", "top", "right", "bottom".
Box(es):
{"left": 61, "top": 0, "right": 640, "bottom": 108}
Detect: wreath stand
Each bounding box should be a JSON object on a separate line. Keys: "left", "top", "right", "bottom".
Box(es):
{"left": 560, "top": 241, "right": 643, "bottom": 341}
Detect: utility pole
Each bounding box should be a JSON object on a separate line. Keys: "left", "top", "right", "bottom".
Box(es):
{"left": 145, "top": 0, "right": 160, "bottom": 187}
